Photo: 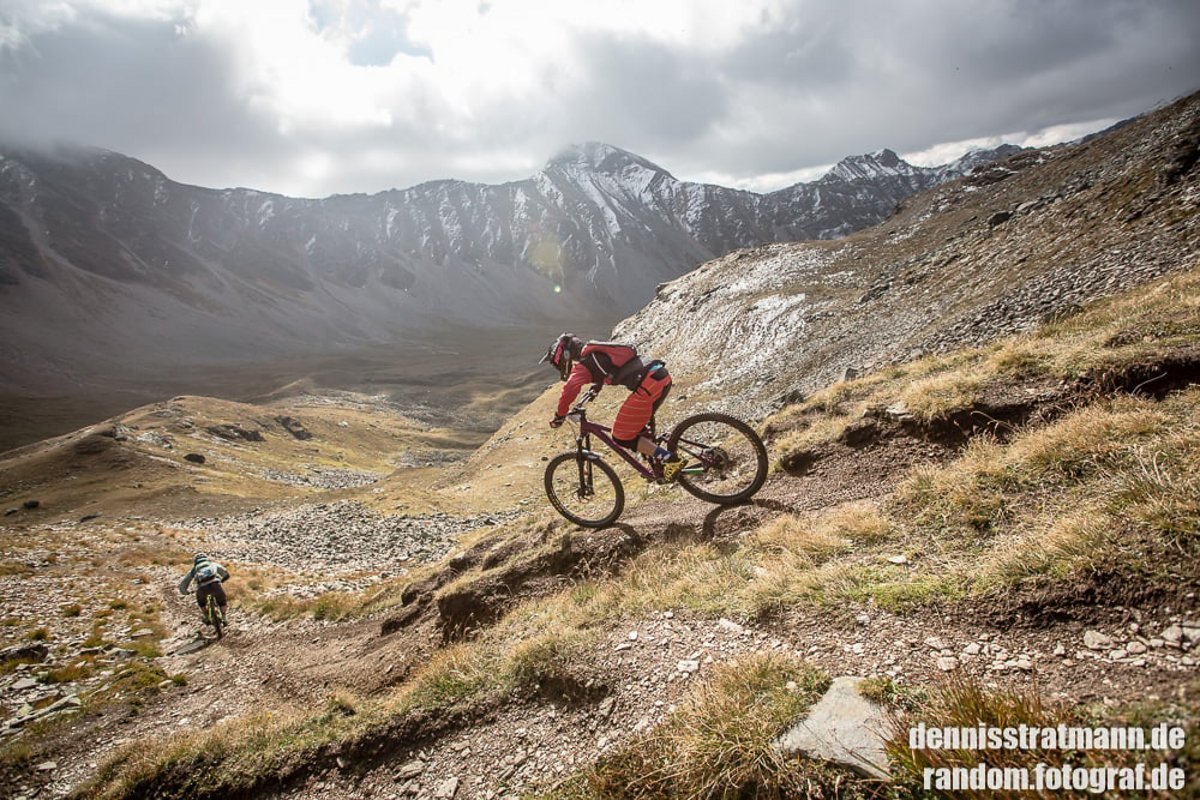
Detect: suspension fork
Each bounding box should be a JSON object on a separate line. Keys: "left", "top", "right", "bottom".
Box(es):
{"left": 575, "top": 431, "right": 593, "bottom": 492}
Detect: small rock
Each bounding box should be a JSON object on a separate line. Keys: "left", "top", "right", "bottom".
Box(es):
{"left": 677, "top": 660, "right": 700, "bottom": 674}
{"left": 22, "top": 500, "right": 40, "bottom": 510}
{"left": 395, "top": 760, "right": 425, "bottom": 780}
{"left": 183, "top": 453, "right": 206, "bottom": 464}
{"left": 717, "top": 619, "right": 745, "bottom": 635}
{"left": 433, "top": 776, "right": 459, "bottom": 799}
{"left": 887, "top": 555, "right": 909, "bottom": 565}
{"left": 1083, "top": 630, "right": 1113, "bottom": 650}
{"left": 12, "top": 678, "right": 39, "bottom": 691}
{"left": 628, "top": 631, "right": 638, "bottom": 641}
{"left": 1162, "top": 625, "right": 1184, "bottom": 647}
{"left": 855, "top": 613, "right": 871, "bottom": 626}
{"left": 962, "top": 643, "right": 982, "bottom": 656}
{"left": 0, "top": 644, "right": 49, "bottom": 663}
{"left": 1109, "top": 649, "right": 1128, "bottom": 660}
{"left": 1126, "top": 641, "right": 1148, "bottom": 655}
{"left": 36, "top": 761, "right": 57, "bottom": 772}
{"left": 1053, "top": 643, "right": 1066, "bottom": 657}
{"left": 1014, "top": 658, "right": 1034, "bottom": 671}
{"left": 924, "top": 636, "right": 949, "bottom": 651}
{"left": 936, "top": 656, "right": 958, "bottom": 672}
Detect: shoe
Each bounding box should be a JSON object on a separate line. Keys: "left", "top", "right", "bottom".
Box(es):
{"left": 661, "top": 455, "right": 688, "bottom": 483}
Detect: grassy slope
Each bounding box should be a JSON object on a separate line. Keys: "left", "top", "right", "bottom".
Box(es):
{"left": 0, "top": 392, "right": 473, "bottom": 521}
{"left": 69, "top": 263, "right": 1200, "bottom": 799}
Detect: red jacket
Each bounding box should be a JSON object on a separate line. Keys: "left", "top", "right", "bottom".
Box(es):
{"left": 555, "top": 343, "right": 650, "bottom": 416}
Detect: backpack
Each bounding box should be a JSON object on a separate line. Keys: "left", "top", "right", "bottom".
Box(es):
{"left": 195, "top": 562, "right": 220, "bottom": 585}
{"left": 580, "top": 341, "right": 653, "bottom": 390}
{"left": 581, "top": 341, "right": 638, "bottom": 369}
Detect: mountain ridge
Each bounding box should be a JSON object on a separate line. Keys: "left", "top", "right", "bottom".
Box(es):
{"left": 0, "top": 137, "right": 1019, "bottom": 402}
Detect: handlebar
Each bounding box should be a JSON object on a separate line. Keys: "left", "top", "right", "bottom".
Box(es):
{"left": 571, "top": 384, "right": 601, "bottom": 414}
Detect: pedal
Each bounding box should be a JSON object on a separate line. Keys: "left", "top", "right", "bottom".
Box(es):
{"left": 661, "top": 458, "right": 688, "bottom": 483}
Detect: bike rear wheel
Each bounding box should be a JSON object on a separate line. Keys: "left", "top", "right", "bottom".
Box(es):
{"left": 544, "top": 452, "right": 625, "bottom": 528}
{"left": 667, "top": 412, "right": 768, "bottom": 505}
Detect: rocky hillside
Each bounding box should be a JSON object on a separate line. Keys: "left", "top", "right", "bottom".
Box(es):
{"left": 617, "top": 92, "right": 1200, "bottom": 421}
{"left": 0, "top": 140, "right": 1011, "bottom": 397}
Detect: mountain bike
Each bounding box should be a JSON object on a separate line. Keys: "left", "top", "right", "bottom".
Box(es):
{"left": 544, "top": 386, "right": 768, "bottom": 527}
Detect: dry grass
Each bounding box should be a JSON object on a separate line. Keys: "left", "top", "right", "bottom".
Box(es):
{"left": 568, "top": 654, "right": 873, "bottom": 800}
{"left": 772, "top": 268, "right": 1200, "bottom": 467}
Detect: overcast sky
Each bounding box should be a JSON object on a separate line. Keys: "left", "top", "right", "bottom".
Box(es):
{"left": 2, "top": 0, "right": 1197, "bottom": 198}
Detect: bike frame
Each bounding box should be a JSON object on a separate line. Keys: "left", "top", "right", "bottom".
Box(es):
{"left": 566, "top": 387, "right": 660, "bottom": 481}
{"left": 574, "top": 416, "right": 659, "bottom": 481}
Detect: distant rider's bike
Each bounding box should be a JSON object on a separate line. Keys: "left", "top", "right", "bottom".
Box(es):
{"left": 544, "top": 386, "right": 768, "bottom": 527}
{"left": 191, "top": 589, "right": 226, "bottom": 639}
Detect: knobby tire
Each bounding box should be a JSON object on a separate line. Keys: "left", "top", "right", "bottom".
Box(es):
{"left": 207, "top": 595, "right": 224, "bottom": 639}
{"left": 544, "top": 451, "right": 625, "bottom": 528}
{"left": 667, "top": 412, "right": 768, "bottom": 505}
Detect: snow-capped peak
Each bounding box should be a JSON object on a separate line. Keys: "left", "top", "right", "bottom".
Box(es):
{"left": 822, "top": 148, "right": 919, "bottom": 183}
{"left": 545, "top": 142, "right": 675, "bottom": 180}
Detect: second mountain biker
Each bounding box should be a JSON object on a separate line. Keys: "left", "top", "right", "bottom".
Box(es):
{"left": 541, "top": 333, "right": 686, "bottom": 481}
{"left": 178, "top": 552, "right": 230, "bottom": 628}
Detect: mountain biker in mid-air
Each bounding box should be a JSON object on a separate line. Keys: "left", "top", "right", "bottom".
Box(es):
{"left": 541, "top": 333, "right": 687, "bottom": 482}
{"left": 178, "top": 553, "right": 230, "bottom": 628}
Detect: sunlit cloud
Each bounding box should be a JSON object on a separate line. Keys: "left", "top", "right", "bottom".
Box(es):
{"left": 902, "top": 118, "right": 1123, "bottom": 168}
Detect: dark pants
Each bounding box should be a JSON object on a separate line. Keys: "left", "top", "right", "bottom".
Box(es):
{"left": 196, "top": 581, "right": 227, "bottom": 615}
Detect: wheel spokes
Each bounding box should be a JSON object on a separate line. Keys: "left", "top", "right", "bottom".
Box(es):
{"left": 674, "top": 421, "right": 763, "bottom": 498}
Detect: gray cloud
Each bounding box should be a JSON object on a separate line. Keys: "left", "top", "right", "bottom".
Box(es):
{"left": 1, "top": 0, "right": 1197, "bottom": 197}
{"left": 0, "top": 7, "right": 293, "bottom": 189}
{"left": 565, "top": 33, "right": 728, "bottom": 148}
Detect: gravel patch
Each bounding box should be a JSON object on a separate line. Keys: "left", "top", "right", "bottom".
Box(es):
{"left": 177, "top": 501, "right": 516, "bottom": 574}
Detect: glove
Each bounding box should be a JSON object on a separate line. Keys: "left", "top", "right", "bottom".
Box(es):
{"left": 550, "top": 415, "right": 565, "bottom": 429}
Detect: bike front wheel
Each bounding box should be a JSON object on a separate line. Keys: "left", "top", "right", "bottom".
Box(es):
{"left": 544, "top": 452, "right": 625, "bottom": 528}
{"left": 667, "top": 412, "right": 768, "bottom": 505}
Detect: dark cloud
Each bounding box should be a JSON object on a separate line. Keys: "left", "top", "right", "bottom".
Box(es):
{"left": 0, "top": 7, "right": 295, "bottom": 190}
{"left": 668, "top": 0, "right": 1200, "bottom": 179}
